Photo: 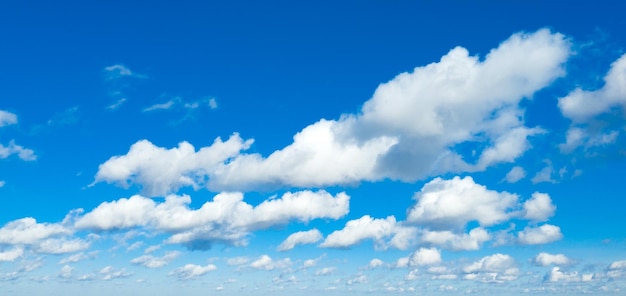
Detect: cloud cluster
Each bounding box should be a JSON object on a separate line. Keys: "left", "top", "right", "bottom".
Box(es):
{"left": 0, "top": 110, "right": 36, "bottom": 162}
{"left": 94, "top": 29, "right": 570, "bottom": 194}
{"left": 75, "top": 190, "right": 349, "bottom": 250}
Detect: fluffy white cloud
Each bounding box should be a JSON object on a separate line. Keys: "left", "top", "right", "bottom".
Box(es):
{"left": 517, "top": 224, "right": 563, "bottom": 245}
{"left": 0, "top": 218, "right": 71, "bottom": 245}
{"left": 409, "top": 248, "right": 442, "bottom": 266}
{"left": 277, "top": 229, "right": 322, "bottom": 251}
{"left": 249, "top": 255, "right": 291, "bottom": 271}
{"left": 523, "top": 193, "right": 556, "bottom": 222}
{"left": 0, "top": 110, "right": 17, "bottom": 127}
{"left": 559, "top": 53, "right": 626, "bottom": 122}
{"left": 532, "top": 252, "right": 571, "bottom": 266}
{"left": 320, "top": 215, "right": 415, "bottom": 250}
{"left": 94, "top": 29, "right": 570, "bottom": 192}
{"left": 407, "top": 176, "right": 518, "bottom": 229}
{"left": 531, "top": 163, "right": 557, "bottom": 184}
{"left": 168, "top": 263, "right": 217, "bottom": 280}
{"left": 75, "top": 190, "right": 348, "bottom": 249}
{"left": 130, "top": 251, "right": 180, "bottom": 268}
{"left": 505, "top": 166, "right": 526, "bottom": 183}
{"left": 94, "top": 134, "right": 252, "bottom": 196}
{"left": 419, "top": 228, "right": 491, "bottom": 251}
{"left": 0, "top": 247, "right": 24, "bottom": 262}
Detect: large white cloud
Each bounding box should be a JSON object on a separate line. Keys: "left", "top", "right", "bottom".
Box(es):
{"left": 406, "top": 176, "right": 518, "bottom": 229}
{"left": 463, "top": 253, "right": 519, "bottom": 282}
{"left": 75, "top": 190, "right": 349, "bottom": 249}
{"left": 0, "top": 247, "right": 24, "bottom": 262}
{"left": 409, "top": 247, "right": 442, "bottom": 266}
{"left": 94, "top": 29, "right": 570, "bottom": 194}
{"left": 419, "top": 228, "right": 491, "bottom": 251}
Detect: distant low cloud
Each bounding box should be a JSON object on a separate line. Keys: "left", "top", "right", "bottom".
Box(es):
{"left": 169, "top": 263, "right": 217, "bottom": 280}
{"left": 504, "top": 166, "right": 526, "bottom": 183}
{"left": 0, "top": 110, "right": 18, "bottom": 127}
{"left": 277, "top": 229, "right": 322, "bottom": 251}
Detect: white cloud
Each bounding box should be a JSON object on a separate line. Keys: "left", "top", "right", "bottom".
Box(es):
{"left": 226, "top": 256, "right": 249, "bottom": 266}
{"left": 407, "top": 176, "right": 518, "bottom": 229}
{"left": 94, "top": 134, "right": 253, "bottom": 196}
{"left": 544, "top": 267, "right": 580, "bottom": 282}
{"left": 249, "top": 255, "right": 291, "bottom": 271}
{"left": 463, "top": 253, "right": 519, "bottom": 282}
{"left": 409, "top": 248, "right": 442, "bottom": 266}
{"left": 99, "top": 266, "right": 133, "bottom": 281}
{"left": 346, "top": 274, "right": 367, "bottom": 285}
{"left": 0, "top": 110, "right": 18, "bottom": 127}
{"left": 59, "top": 252, "right": 92, "bottom": 265}
{"left": 531, "top": 163, "right": 557, "bottom": 184}
{"left": 34, "top": 238, "right": 90, "bottom": 254}
{"left": 95, "top": 29, "right": 570, "bottom": 192}
{"left": 517, "top": 224, "right": 563, "bottom": 245}
{"left": 208, "top": 98, "right": 218, "bottom": 109}
{"left": 76, "top": 190, "right": 348, "bottom": 250}
{"left": 532, "top": 252, "right": 571, "bottom": 266}
{"left": 368, "top": 258, "right": 384, "bottom": 269}
{"left": 0, "top": 140, "right": 36, "bottom": 161}
{"left": 505, "top": 166, "right": 526, "bottom": 183}
{"left": 558, "top": 53, "right": 626, "bottom": 122}
{"left": 168, "top": 263, "right": 217, "bottom": 280}
{"left": 277, "top": 229, "right": 322, "bottom": 251}
{"left": 523, "top": 192, "right": 556, "bottom": 222}
{"left": 58, "top": 265, "right": 73, "bottom": 279}
{"left": 106, "top": 98, "right": 127, "bottom": 110}
{"left": 0, "top": 218, "right": 71, "bottom": 245}
{"left": 104, "top": 64, "right": 146, "bottom": 79}
{"left": 419, "top": 227, "right": 491, "bottom": 251}
{"left": 315, "top": 267, "right": 336, "bottom": 276}
{"left": 0, "top": 247, "right": 24, "bottom": 262}
{"left": 130, "top": 251, "right": 180, "bottom": 268}
{"left": 320, "top": 215, "right": 415, "bottom": 250}
{"left": 143, "top": 99, "right": 176, "bottom": 112}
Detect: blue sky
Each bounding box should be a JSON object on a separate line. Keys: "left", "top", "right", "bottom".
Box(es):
{"left": 1, "top": 1, "right": 626, "bottom": 295}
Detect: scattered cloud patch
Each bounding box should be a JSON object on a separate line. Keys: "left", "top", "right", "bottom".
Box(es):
{"left": 277, "top": 229, "right": 322, "bottom": 251}
{"left": 504, "top": 166, "right": 526, "bottom": 183}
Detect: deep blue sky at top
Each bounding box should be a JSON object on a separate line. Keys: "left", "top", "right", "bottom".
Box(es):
{"left": 1, "top": 0, "right": 625, "bottom": 228}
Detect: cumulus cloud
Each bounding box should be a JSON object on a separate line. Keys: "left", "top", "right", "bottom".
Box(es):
{"left": 320, "top": 215, "right": 416, "bottom": 250}
{"left": 34, "top": 238, "right": 90, "bottom": 255}
{"left": 419, "top": 228, "right": 491, "bottom": 251}
{"left": 504, "top": 166, "right": 526, "bottom": 183}
{"left": 523, "top": 193, "right": 556, "bottom": 222}
{"left": 409, "top": 248, "right": 442, "bottom": 266}
{"left": 277, "top": 229, "right": 322, "bottom": 251}
{"left": 0, "top": 218, "right": 71, "bottom": 245}
{"left": 94, "top": 29, "right": 570, "bottom": 193}
{"left": 406, "top": 176, "right": 518, "bottom": 229}
{"left": 544, "top": 267, "right": 581, "bottom": 282}
{"left": 93, "top": 134, "right": 253, "bottom": 196}
{"left": 532, "top": 252, "right": 571, "bottom": 266}
{"left": 76, "top": 190, "right": 348, "bottom": 250}
{"left": 249, "top": 255, "right": 291, "bottom": 271}
{"left": 58, "top": 265, "right": 73, "bottom": 280}
{"left": 463, "top": 253, "right": 519, "bottom": 282}
{"left": 368, "top": 258, "right": 384, "bottom": 269}
{"left": 130, "top": 251, "right": 180, "bottom": 268}
{"left": 517, "top": 224, "right": 563, "bottom": 245}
